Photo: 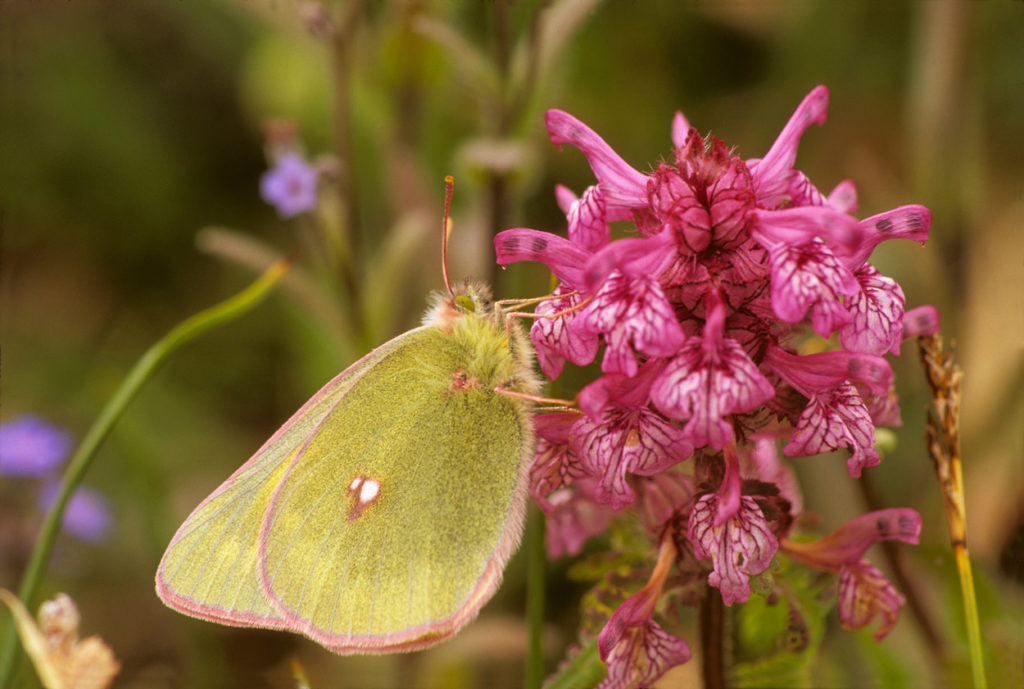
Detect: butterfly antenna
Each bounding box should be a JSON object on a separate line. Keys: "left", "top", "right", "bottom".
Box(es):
{"left": 441, "top": 175, "right": 455, "bottom": 298}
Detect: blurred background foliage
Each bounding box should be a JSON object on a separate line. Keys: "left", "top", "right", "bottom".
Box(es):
{"left": 0, "top": 1, "right": 1022, "bottom": 688}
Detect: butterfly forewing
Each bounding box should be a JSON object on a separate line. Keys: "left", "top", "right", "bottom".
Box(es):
{"left": 156, "top": 329, "right": 426, "bottom": 627}
{"left": 257, "top": 325, "right": 529, "bottom": 652}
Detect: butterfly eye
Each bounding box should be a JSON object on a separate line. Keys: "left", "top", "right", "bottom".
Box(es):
{"left": 454, "top": 294, "right": 476, "bottom": 313}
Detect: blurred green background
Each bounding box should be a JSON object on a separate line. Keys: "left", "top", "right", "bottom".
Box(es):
{"left": 1, "top": 1, "right": 1022, "bottom": 687}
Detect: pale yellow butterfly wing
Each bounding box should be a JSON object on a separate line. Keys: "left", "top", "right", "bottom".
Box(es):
{"left": 156, "top": 329, "right": 426, "bottom": 628}
{"left": 257, "top": 325, "right": 531, "bottom": 653}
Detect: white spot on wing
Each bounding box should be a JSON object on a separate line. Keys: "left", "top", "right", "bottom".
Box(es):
{"left": 346, "top": 475, "right": 382, "bottom": 522}
{"left": 360, "top": 479, "right": 380, "bottom": 503}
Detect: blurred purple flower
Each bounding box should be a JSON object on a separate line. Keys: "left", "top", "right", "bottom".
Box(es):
{"left": 260, "top": 153, "right": 318, "bottom": 218}
{"left": 40, "top": 484, "right": 113, "bottom": 542}
{"left": 0, "top": 416, "right": 71, "bottom": 477}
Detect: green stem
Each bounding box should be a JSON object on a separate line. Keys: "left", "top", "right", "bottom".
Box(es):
{"left": 0, "top": 259, "right": 291, "bottom": 687}
{"left": 956, "top": 543, "right": 987, "bottom": 688}
{"left": 524, "top": 505, "right": 546, "bottom": 689}
{"left": 486, "top": 0, "right": 512, "bottom": 293}
{"left": 329, "top": 0, "right": 363, "bottom": 309}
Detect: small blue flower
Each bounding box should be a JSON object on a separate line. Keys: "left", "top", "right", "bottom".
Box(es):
{"left": 260, "top": 153, "right": 318, "bottom": 218}
{"left": 40, "top": 484, "right": 113, "bottom": 543}
{"left": 0, "top": 416, "right": 71, "bottom": 477}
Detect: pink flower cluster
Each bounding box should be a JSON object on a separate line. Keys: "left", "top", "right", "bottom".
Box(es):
{"left": 495, "top": 87, "right": 938, "bottom": 684}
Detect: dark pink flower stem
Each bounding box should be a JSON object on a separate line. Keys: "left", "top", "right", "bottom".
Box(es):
{"left": 699, "top": 584, "right": 726, "bottom": 689}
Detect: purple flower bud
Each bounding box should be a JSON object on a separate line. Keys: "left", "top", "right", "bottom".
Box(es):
{"left": 259, "top": 153, "right": 318, "bottom": 218}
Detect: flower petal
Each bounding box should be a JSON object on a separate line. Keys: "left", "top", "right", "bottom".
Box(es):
{"left": 573, "top": 407, "right": 691, "bottom": 509}
{"left": 530, "top": 412, "right": 587, "bottom": 510}
{"left": 578, "top": 272, "right": 685, "bottom": 377}
{"left": 543, "top": 482, "right": 611, "bottom": 559}
{"left": 840, "top": 264, "right": 906, "bottom": 355}
{"left": 753, "top": 205, "right": 866, "bottom": 258}
{"left": 546, "top": 109, "right": 649, "bottom": 207}
{"left": 848, "top": 205, "right": 932, "bottom": 267}
{"left": 260, "top": 153, "right": 318, "bottom": 218}
{"left": 582, "top": 230, "right": 676, "bottom": 293}
{"left": 827, "top": 180, "right": 859, "bottom": 213}
{"left": 902, "top": 305, "right": 940, "bottom": 338}
{"left": 766, "top": 346, "right": 893, "bottom": 397}
{"left": 530, "top": 287, "right": 600, "bottom": 379}
{"left": 783, "top": 381, "right": 880, "bottom": 477}
{"left": 578, "top": 361, "right": 664, "bottom": 419}
{"left": 40, "top": 484, "right": 112, "bottom": 542}
{"left": 494, "top": 229, "right": 590, "bottom": 287}
{"left": 597, "top": 544, "right": 692, "bottom": 689}
{"left": 599, "top": 618, "right": 691, "bottom": 689}
{"left": 689, "top": 494, "right": 778, "bottom": 605}
{"left": 748, "top": 86, "right": 830, "bottom": 208}
{"left": 783, "top": 508, "right": 921, "bottom": 570}
{"left": 566, "top": 185, "right": 614, "bottom": 251}
{"left": 766, "top": 240, "right": 859, "bottom": 337}
{"left": 671, "top": 111, "right": 691, "bottom": 150}
{"left": 838, "top": 559, "right": 906, "bottom": 640}
{"left": 0, "top": 416, "right": 71, "bottom": 477}
{"left": 651, "top": 337, "right": 775, "bottom": 450}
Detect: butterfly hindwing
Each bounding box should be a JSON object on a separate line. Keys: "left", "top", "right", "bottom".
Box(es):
{"left": 257, "top": 325, "right": 530, "bottom": 653}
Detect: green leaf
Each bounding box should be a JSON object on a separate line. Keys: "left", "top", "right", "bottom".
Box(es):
{"left": 543, "top": 640, "right": 607, "bottom": 689}
{"left": 731, "top": 562, "right": 832, "bottom": 688}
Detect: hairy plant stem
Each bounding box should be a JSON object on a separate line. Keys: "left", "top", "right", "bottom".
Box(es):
{"left": 700, "top": 586, "right": 726, "bottom": 689}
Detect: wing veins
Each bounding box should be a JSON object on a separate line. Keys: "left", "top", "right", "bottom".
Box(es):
{"left": 288, "top": 467, "right": 352, "bottom": 613}
{"left": 176, "top": 495, "right": 251, "bottom": 602}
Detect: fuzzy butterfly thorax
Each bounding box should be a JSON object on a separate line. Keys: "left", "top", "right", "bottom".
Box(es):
{"left": 424, "top": 280, "right": 542, "bottom": 400}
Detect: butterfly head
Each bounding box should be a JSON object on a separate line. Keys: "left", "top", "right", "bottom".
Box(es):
{"left": 423, "top": 280, "right": 495, "bottom": 330}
